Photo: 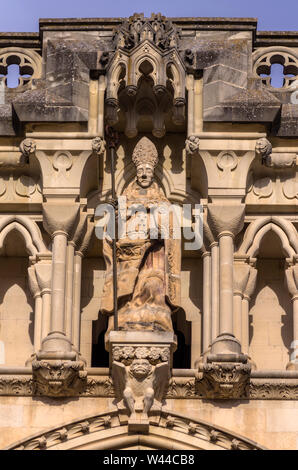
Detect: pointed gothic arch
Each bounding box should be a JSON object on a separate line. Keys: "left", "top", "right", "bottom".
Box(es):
{"left": 6, "top": 409, "right": 265, "bottom": 451}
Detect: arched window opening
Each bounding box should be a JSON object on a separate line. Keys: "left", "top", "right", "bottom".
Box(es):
{"left": 249, "top": 230, "right": 292, "bottom": 370}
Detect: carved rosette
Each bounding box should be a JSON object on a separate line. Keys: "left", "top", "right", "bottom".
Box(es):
{"left": 32, "top": 360, "right": 87, "bottom": 397}
{"left": 196, "top": 362, "right": 251, "bottom": 399}
{"left": 112, "top": 345, "right": 170, "bottom": 365}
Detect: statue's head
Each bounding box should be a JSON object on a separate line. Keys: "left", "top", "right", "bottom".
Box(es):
{"left": 136, "top": 163, "right": 154, "bottom": 188}
{"left": 132, "top": 137, "right": 158, "bottom": 189}
{"left": 130, "top": 359, "right": 152, "bottom": 378}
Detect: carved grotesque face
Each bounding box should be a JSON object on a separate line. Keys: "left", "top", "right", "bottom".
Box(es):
{"left": 136, "top": 163, "right": 154, "bottom": 188}
{"left": 130, "top": 359, "right": 152, "bottom": 378}
{"left": 255, "top": 137, "right": 272, "bottom": 157}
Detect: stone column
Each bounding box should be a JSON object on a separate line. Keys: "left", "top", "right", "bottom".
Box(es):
{"left": 72, "top": 214, "right": 94, "bottom": 352}
{"left": 241, "top": 266, "right": 257, "bottom": 356}
{"left": 186, "top": 74, "right": 195, "bottom": 135}
{"left": 233, "top": 260, "right": 250, "bottom": 344}
{"left": 191, "top": 321, "right": 201, "bottom": 368}
{"left": 207, "top": 204, "right": 246, "bottom": 357}
{"left": 196, "top": 204, "right": 250, "bottom": 399}
{"left": 38, "top": 202, "right": 80, "bottom": 357}
{"left": 33, "top": 258, "right": 52, "bottom": 344}
{"left": 65, "top": 241, "right": 76, "bottom": 341}
{"left": 217, "top": 232, "right": 235, "bottom": 343}
{"left": 285, "top": 262, "right": 298, "bottom": 370}
{"left": 32, "top": 201, "right": 87, "bottom": 397}
{"left": 28, "top": 265, "right": 42, "bottom": 354}
{"left": 72, "top": 251, "right": 83, "bottom": 351}
{"left": 211, "top": 242, "right": 219, "bottom": 342}
{"left": 202, "top": 251, "right": 211, "bottom": 355}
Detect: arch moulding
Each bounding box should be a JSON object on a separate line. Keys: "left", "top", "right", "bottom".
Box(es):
{"left": 6, "top": 409, "right": 265, "bottom": 451}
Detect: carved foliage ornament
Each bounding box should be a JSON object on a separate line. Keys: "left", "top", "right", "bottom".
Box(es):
{"left": 196, "top": 362, "right": 251, "bottom": 399}
{"left": 32, "top": 360, "right": 87, "bottom": 397}
{"left": 112, "top": 345, "right": 169, "bottom": 365}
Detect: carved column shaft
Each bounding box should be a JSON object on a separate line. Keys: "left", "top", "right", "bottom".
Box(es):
{"left": 28, "top": 266, "right": 42, "bottom": 354}
{"left": 211, "top": 242, "right": 219, "bottom": 342}
{"left": 50, "top": 231, "right": 68, "bottom": 334}
{"left": 202, "top": 251, "right": 211, "bottom": 354}
{"left": 65, "top": 242, "right": 75, "bottom": 341}
{"left": 186, "top": 74, "right": 195, "bottom": 135}
{"left": 194, "top": 77, "right": 203, "bottom": 133}
{"left": 41, "top": 289, "right": 51, "bottom": 341}
{"left": 219, "top": 232, "right": 234, "bottom": 335}
{"left": 233, "top": 293, "right": 242, "bottom": 343}
{"left": 72, "top": 252, "right": 83, "bottom": 351}
{"left": 293, "top": 296, "right": 298, "bottom": 360}
{"left": 191, "top": 321, "right": 201, "bottom": 368}
{"left": 33, "top": 295, "right": 43, "bottom": 353}
{"left": 241, "top": 295, "right": 250, "bottom": 355}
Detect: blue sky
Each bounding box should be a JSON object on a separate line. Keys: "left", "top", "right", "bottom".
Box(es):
{"left": 0, "top": 0, "right": 298, "bottom": 32}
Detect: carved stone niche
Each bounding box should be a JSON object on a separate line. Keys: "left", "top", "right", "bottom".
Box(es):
{"left": 106, "top": 13, "right": 185, "bottom": 138}
{"left": 32, "top": 360, "right": 87, "bottom": 397}
{"left": 109, "top": 331, "right": 176, "bottom": 433}
{"left": 196, "top": 357, "right": 251, "bottom": 399}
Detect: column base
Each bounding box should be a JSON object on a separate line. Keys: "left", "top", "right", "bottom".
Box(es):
{"left": 196, "top": 333, "right": 251, "bottom": 399}
{"left": 33, "top": 332, "right": 87, "bottom": 396}
{"left": 286, "top": 359, "right": 298, "bottom": 371}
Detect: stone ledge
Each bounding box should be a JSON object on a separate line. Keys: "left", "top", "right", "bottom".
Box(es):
{"left": 1, "top": 373, "right": 298, "bottom": 399}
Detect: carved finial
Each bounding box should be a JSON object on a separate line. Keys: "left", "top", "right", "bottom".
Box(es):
{"left": 19, "top": 138, "right": 36, "bottom": 158}
{"left": 92, "top": 136, "right": 106, "bottom": 156}
{"left": 132, "top": 136, "right": 158, "bottom": 168}
{"left": 185, "top": 135, "right": 200, "bottom": 155}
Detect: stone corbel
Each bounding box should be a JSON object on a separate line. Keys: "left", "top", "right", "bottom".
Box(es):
{"left": 109, "top": 331, "right": 176, "bottom": 433}
{"left": 32, "top": 359, "right": 87, "bottom": 397}
{"left": 255, "top": 137, "right": 297, "bottom": 168}
{"left": 196, "top": 359, "right": 251, "bottom": 399}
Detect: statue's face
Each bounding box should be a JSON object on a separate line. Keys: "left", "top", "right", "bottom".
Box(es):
{"left": 136, "top": 163, "right": 154, "bottom": 188}
{"left": 130, "top": 359, "right": 152, "bottom": 378}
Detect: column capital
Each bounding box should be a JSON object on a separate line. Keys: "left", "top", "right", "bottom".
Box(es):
{"left": 208, "top": 204, "right": 245, "bottom": 239}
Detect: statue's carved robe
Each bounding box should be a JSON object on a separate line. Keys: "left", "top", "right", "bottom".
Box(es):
{"left": 101, "top": 180, "right": 181, "bottom": 332}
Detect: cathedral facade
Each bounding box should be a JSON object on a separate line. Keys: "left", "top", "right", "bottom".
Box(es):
{"left": 0, "top": 14, "right": 297, "bottom": 450}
